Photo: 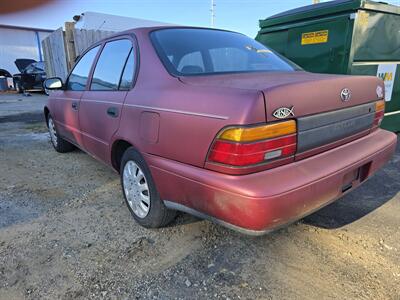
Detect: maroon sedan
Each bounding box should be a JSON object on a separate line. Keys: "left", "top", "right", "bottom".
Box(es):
{"left": 44, "top": 26, "right": 397, "bottom": 235}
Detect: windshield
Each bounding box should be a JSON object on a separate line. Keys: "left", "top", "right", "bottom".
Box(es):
{"left": 150, "top": 28, "right": 297, "bottom": 76}
{"left": 26, "top": 62, "right": 45, "bottom": 74}
{"left": 34, "top": 62, "right": 45, "bottom": 71}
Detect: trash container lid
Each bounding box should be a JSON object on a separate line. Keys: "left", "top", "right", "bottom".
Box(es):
{"left": 259, "top": 0, "right": 400, "bottom": 28}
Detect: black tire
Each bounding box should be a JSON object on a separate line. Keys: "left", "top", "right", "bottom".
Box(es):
{"left": 120, "top": 147, "right": 176, "bottom": 228}
{"left": 47, "top": 114, "right": 75, "bottom": 153}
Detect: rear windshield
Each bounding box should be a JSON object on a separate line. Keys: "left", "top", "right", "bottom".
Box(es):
{"left": 150, "top": 28, "right": 297, "bottom": 76}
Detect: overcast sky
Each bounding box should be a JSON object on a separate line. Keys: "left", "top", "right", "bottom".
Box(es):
{"left": 1, "top": 0, "right": 400, "bottom": 37}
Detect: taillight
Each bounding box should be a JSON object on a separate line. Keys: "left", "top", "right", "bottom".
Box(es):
{"left": 374, "top": 100, "right": 385, "bottom": 127}
{"left": 208, "top": 120, "right": 297, "bottom": 168}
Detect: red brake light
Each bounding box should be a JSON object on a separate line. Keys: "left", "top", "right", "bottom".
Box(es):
{"left": 207, "top": 121, "right": 297, "bottom": 169}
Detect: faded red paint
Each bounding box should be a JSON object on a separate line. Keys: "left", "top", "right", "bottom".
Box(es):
{"left": 45, "top": 26, "right": 397, "bottom": 234}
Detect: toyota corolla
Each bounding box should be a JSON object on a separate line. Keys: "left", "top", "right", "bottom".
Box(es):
{"left": 44, "top": 27, "right": 397, "bottom": 235}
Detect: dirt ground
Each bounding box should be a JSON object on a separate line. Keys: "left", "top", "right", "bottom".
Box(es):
{"left": 0, "top": 93, "right": 399, "bottom": 300}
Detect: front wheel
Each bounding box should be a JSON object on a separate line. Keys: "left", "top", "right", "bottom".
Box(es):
{"left": 47, "top": 114, "right": 75, "bottom": 153}
{"left": 120, "top": 148, "right": 176, "bottom": 228}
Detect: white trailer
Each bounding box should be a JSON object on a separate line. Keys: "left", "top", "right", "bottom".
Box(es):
{"left": 73, "top": 11, "right": 172, "bottom": 32}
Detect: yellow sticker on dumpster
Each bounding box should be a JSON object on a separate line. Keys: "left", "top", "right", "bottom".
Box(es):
{"left": 301, "top": 30, "right": 329, "bottom": 45}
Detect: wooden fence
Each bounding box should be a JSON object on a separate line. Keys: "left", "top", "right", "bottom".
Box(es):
{"left": 42, "top": 22, "right": 114, "bottom": 80}
{"left": 42, "top": 27, "right": 69, "bottom": 80}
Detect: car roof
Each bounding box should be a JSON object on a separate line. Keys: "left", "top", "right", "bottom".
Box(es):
{"left": 97, "top": 26, "right": 235, "bottom": 43}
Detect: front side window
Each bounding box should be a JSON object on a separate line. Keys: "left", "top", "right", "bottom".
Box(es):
{"left": 67, "top": 45, "right": 100, "bottom": 91}
{"left": 91, "top": 39, "right": 133, "bottom": 91}
{"left": 151, "top": 29, "right": 297, "bottom": 76}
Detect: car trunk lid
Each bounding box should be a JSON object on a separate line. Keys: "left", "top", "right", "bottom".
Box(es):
{"left": 181, "top": 71, "right": 381, "bottom": 119}
{"left": 181, "top": 71, "right": 384, "bottom": 161}
{"left": 261, "top": 73, "right": 382, "bottom": 157}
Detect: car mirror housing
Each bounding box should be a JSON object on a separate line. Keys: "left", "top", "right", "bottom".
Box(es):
{"left": 44, "top": 77, "right": 63, "bottom": 90}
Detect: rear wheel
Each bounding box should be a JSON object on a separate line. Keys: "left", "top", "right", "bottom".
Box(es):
{"left": 120, "top": 148, "right": 176, "bottom": 228}
{"left": 47, "top": 114, "right": 74, "bottom": 153}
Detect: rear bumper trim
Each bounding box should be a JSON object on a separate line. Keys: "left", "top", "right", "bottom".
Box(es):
{"left": 164, "top": 195, "right": 352, "bottom": 236}
{"left": 164, "top": 200, "right": 273, "bottom": 236}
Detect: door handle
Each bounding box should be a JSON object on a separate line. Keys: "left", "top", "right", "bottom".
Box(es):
{"left": 71, "top": 102, "right": 78, "bottom": 110}
{"left": 107, "top": 107, "right": 118, "bottom": 118}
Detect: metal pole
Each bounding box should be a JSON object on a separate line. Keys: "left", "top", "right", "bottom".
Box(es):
{"left": 35, "top": 31, "right": 43, "bottom": 62}
{"left": 211, "top": 0, "right": 215, "bottom": 28}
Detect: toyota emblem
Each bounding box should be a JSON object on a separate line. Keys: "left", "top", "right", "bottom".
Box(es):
{"left": 340, "top": 88, "right": 351, "bottom": 102}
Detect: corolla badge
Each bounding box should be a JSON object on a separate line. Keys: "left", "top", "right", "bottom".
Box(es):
{"left": 273, "top": 106, "right": 295, "bottom": 119}
{"left": 340, "top": 88, "right": 352, "bottom": 102}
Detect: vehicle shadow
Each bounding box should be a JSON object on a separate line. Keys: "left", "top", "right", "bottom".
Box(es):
{"left": 167, "top": 212, "right": 202, "bottom": 227}
{"left": 303, "top": 140, "right": 400, "bottom": 229}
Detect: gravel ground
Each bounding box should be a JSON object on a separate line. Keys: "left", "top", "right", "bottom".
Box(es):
{"left": 0, "top": 93, "right": 399, "bottom": 300}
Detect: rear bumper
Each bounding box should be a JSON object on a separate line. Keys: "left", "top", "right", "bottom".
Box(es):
{"left": 146, "top": 129, "right": 397, "bottom": 235}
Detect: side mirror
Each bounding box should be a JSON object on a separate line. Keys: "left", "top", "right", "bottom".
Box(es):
{"left": 44, "top": 77, "right": 63, "bottom": 90}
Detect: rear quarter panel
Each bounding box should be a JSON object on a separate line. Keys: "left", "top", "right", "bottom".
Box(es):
{"left": 115, "top": 82, "right": 265, "bottom": 168}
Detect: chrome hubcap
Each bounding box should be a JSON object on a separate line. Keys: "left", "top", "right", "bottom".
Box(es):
{"left": 122, "top": 161, "right": 150, "bottom": 218}
{"left": 48, "top": 118, "right": 58, "bottom": 147}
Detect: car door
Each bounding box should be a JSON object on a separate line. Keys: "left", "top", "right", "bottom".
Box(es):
{"left": 79, "top": 37, "right": 136, "bottom": 164}
{"left": 54, "top": 45, "right": 100, "bottom": 146}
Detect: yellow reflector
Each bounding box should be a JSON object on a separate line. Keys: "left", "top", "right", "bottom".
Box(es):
{"left": 219, "top": 120, "right": 297, "bottom": 142}
{"left": 376, "top": 100, "right": 385, "bottom": 112}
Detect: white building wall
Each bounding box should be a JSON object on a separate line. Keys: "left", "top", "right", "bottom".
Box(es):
{"left": 0, "top": 27, "right": 51, "bottom": 74}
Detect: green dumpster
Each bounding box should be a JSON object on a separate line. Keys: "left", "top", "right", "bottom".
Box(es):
{"left": 256, "top": 0, "right": 400, "bottom": 132}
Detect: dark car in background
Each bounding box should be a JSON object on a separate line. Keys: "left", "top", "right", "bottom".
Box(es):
{"left": 13, "top": 59, "right": 47, "bottom": 94}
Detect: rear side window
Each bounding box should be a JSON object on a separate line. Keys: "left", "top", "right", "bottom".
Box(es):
{"left": 67, "top": 45, "right": 100, "bottom": 91}
{"left": 91, "top": 39, "right": 133, "bottom": 91}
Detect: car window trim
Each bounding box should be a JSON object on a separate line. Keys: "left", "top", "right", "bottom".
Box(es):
{"left": 64, "top": 33, "right": 140, "bottom": 92}
{"left": 117, "top": 47, "right": 134, "bottom": 91}
{"left": 87, "top": 34, "right": 139, "bottom": 92}
{"left": 65, "top": 43, "right": 102, "bottom": 91}
{"left": 89, "top": 38, "right": 132, "bottom": 92}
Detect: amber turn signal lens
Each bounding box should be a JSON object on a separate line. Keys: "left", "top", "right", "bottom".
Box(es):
{"left": 374, "top": 100, "right": 386, "bottom": 127}
{"left": 218, "top": 120, "right": 297, "bottom": 142}
{"left": 375, "top": 100, "right": 385, "bottom": 112}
